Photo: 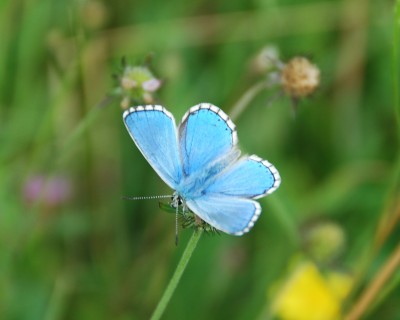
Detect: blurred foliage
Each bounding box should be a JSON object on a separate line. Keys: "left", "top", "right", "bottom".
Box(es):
{"left": 0, "top": 0, "right": 399, "bottom": 319}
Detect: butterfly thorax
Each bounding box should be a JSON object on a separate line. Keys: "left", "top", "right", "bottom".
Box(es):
{"left": 175, "top": 149, "right": 240, "bottom": 201}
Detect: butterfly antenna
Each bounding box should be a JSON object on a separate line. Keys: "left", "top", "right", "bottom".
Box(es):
{"left": 121, "top": 195, "right": 171, "bottom": 201}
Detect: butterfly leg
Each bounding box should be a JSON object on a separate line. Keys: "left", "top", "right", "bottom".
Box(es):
{"left": 175, "top": 203, "right": 179, "bottom": 246}
{"left": 194, "top": 215, "right": 204, "bottom": 226}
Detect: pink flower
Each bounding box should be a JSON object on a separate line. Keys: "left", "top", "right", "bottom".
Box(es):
{"left": 142, "top": 78, "right": 161, "bottom": 92}
{"left": 23, "top": 175, "right": 71, "bottom": 206}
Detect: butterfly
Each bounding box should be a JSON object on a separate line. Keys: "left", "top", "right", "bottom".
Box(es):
{"left": 123, "top": 103, "right": 280, "bottom": 235}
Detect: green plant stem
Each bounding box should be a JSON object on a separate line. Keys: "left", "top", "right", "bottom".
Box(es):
{"left": 151, "top": 230, "right": 203, "bottom": 320}
{"left": 56, "top": 105, "right": 104, "bottom": 167}
{"left": 267, "top": 194, "right": 299, "bottom": 246}
{"left": 394, "top": 0, "right": 400, "bottom": 137}
{"left": 230, "top": 81, "right": 269, "bottom": 121}
{"left": 44, "top": 273, "right": 73, "bottom": 320}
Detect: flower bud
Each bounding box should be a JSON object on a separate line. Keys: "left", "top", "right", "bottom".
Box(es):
{"left": 117, "top": 64, "right": 162, "bottom": 109}
{"left": 303, "top": 221, "right": 345, "bottom": 264}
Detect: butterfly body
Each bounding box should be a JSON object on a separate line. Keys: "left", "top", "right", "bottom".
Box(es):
{"left": 123, "top": 103, "right": 280, "bottom": 236}
{"left": 175, "top": 149, "right": 240, "bottom": 201}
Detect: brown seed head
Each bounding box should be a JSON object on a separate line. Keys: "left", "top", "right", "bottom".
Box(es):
{"left": 281, "top": 57, "right": 320, "bottom": 98}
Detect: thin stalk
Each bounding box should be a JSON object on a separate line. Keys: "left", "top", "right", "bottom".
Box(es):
{"left": 150, "top": 230, "right": 203, "bottom": 320}
{"left": 56, "top": 105, "right": 103, "bottom": 166}
{"left": 230, "top": 81, "right": 269, "bottom": 121}
{"left": 343, "top": 3, "right": 400, "bottom": 315}
{"left": 394, "top": 0, "right": 400, "bottom": 137}
{"left": 44, "top": 273, "right": 73, "bottom": 320}
{"left": 267, "top": 194, "right": 299, "bottom": 246}
{"left": 344, "top": 243, "right": 400, "bottom": 320}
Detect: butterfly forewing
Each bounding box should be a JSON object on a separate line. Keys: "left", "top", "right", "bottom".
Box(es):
{"left": 178, "top": 103, "right": 237, "bottom": 177}
{"left": 123, "top": 106, "right": 183, "bottom": 189}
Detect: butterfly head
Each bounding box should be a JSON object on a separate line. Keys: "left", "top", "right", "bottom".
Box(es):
{"left": 171, "top": 192, "right": 185, "bottom": 209}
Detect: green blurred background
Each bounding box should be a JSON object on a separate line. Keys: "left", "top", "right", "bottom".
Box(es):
{"left": 1, "top": 0, "right": 399, "bottom": 319}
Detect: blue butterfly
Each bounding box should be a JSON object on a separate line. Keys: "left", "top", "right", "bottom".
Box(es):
{"left": 123, "top": 103, "right": 280, "bottom": 235}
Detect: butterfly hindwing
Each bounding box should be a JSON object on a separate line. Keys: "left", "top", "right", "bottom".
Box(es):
{"left": 178, "top": 103, "right": 237, "bottom": 177}
{"left": 206, "top": 155, "right": 281, "bottom": 199}
{"left": 186, "top": 195, "right": 261, "bottom": 235}
{"left": 123, "top": 106, "right": 182, "bottom": 189}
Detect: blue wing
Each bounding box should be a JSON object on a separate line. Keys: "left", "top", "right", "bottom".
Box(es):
{"left": 186, "top": 195, "right": 261, "bottom": 235}
{"left": 123, "top": 105, "right": 182, "bottom": 189}
{"left": 206, "top": 155, "right": 281, "bottom": 199}
{"left": 186, "top": 155, "right": 281, "bottom": 235}
{"left": 178, "top": 103, "right": 238, "bottom": 177}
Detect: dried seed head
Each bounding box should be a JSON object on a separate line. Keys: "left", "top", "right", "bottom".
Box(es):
{"left": 281, "top": 57, "right": 320, "bottom": 98}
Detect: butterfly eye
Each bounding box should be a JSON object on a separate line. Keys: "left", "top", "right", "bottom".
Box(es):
{"left": 170, "top": 196, "right": 176, "bottom": 208}
{"left": 170, "top": 195, "right": 183, "bottom": 208}
{"left": 177, "top": 197, "right": 183, "bottom": 206}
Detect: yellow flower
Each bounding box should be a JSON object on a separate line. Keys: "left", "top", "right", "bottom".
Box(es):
{"left": 326, "top": 272, "right": 353, "bottom": 301}
{"left": 272, "top": 261, "right": 352, "bottom": 320}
